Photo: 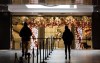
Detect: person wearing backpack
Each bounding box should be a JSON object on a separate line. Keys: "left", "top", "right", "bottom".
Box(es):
{"left": 19, "top": 22, "right": 32, "bottom": 57}
{"left": 62, "top": 26, "right": 74, "bottom": 60}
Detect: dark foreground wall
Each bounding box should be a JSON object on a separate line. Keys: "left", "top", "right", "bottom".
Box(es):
{"left": 92, "top": 5, "right": 100, "bottom": 49}
{"left": 0, "top": 0, "right": 11, "bottom": 4}
{"left": 0, "top": 12, "right": 11, "bottom": 49}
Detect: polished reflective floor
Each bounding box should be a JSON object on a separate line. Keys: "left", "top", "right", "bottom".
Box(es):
{"left": 0, "top": 49, "right": 100, "bottom": 63}
{"left": 47, "top": 49, "right": 100, "bottom": 63}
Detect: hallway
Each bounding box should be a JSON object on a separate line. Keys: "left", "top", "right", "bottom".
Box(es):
{"left": 0, "top": 49, "right": 100, "bottom": 63}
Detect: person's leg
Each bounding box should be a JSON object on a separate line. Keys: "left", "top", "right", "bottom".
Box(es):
{"left": 24, "top": 41, "right": 29, "bottom": 59}
{"left": 25, "top": 42, "right": 29, "bottom": 54}
{"left": 22, "top": 42, "right": 25, "bottom": 57}
{"left": 64, "top": 44, "right": 67, "bottom": 59}
{"left": 68, "top": 45, "right": 71, "bottom": 60}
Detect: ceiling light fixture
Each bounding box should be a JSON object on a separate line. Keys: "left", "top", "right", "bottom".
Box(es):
{"left": 74, "top": 5, "right": 77, "bottom": 9}
{"left": 26, "top": 4, "right": 70, "bottom": 9}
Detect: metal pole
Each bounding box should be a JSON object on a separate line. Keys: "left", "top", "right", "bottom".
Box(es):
{"left": 51, "top": 38, "right": 52, "bottom": 53}
{"left": 19, "top": 57, "right": 23, "bottom": 63}
{"left": 14, "top": 53, "right": 18, "bottom": 63}
{"left": 50, "top": 38, "right": 52, "bottom": 54}
{"left": 51, "top": 37, "right": 53, "bottom": 53}
{"left": 37, "top": 45, "right": 38, "bottom": 63}
{"left": 47, "top": 38, "right": 49, "bottom": 58}
{"left": 40, "top": 41, "right": 41, "bottom": 63}
{"left": 27, "top": 53, "right": 30, "bottom": 63}
{"left": 49, "top": 38, "right": 50, "bottom": 55}
{"left": 54, "top": 38, "right": 56, "bottom": 49}
{"left": 42, "top": 40, "right": 44, "bottom": 62}
{"left": 41, "top": 40, "right": 47, "bottom": 63}
{"left": 45, "top": 38, "right": 47, "bottom": 60}
{"left": 32, "top": 48, "right": 34, "bottom": 63}
{"left": 52, "top": 38, "right": 54, "bottom": 51}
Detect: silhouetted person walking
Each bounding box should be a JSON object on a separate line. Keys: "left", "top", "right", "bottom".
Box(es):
{"left": 19, "top": 22, "right": 32, "bottom": 57}
{"left": 62, "top": 26, "right": 74, "bottom": 60}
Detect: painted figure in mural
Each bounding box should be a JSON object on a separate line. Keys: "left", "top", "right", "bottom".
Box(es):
{"left": 30, "top": 26, "right": 38, "bottom": 56}
{"left": 19, "top": 22, "right": 32, "bottom": 58}
{"left": 62, "top": 26, "right": 74, "bottom": 60}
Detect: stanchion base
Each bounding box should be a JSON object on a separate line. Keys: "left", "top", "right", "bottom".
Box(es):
{"left": 45, "top": 59, "right": 49, "bottom": 60}
{"left": 45, "top": 58, "right": 49, "bottom": 60}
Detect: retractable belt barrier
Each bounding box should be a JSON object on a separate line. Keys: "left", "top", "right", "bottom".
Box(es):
{"left": 14, "top": 38, "right": 58, "bottom": 63}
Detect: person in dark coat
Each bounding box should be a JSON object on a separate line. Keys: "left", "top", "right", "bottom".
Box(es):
{"left": 19, "top": 22, "right": 32, "bottom": 57}
{"left": 62, "top": 26, "right": 74, "bottom": 60}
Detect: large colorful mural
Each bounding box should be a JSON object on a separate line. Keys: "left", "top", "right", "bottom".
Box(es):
{"left": 12, "top": 16, "right": 92, "bottom": 49}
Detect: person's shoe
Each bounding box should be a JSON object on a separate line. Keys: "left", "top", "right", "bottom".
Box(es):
{"left": 25, "top": 53, "right": 28, "bottom": 59}
{"left": 65, "top": 56, "right": 67, "bottom": 59}
{"left": 22, "top": 53, "right": 24, "bottom": 57}
{"left": 69, "top": 55, "right": 71, "bottom": 60}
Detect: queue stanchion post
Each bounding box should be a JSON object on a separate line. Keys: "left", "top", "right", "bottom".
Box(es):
{"left": 42, "top": 40, "right": 44, "bottom": 62}
{"left": 27, "top": 53, "right": 30, "bottom": 63}
{"left": 44, "top": 39, "right": 46, "bottom": 60}
{"left": 50, "top": 38, "right": 52, "bottom": 53}
{"left": 40, "top": 41, "right": 41, "bottom": 63}
{"left": 49, "top": 39, "right": 50, "bottom": 55}
{"left": 19, "top": 57, "right": 23, "bottom": 63}
{"left": 52, "top": 37, "right": 54, "bottom": 51}
{"left": 45, "top": 38, "right": 47, "bottom": 60}
{"left": 37, "top": 45, "right": 38, "bottom": 63}
{"left": 47, "top": 38, "right": 49, "bottom": 58}
{"left": 32, "top": 48, "right": 34, "bottom": 63}
{"left": 50, "top": 38, "right": 52, "bottom": 54}
{"left": 14, "top": 53, "right": 19, "bottom": 63}
{"left": 54, "top": 38, "right": 56, "bottom": 49}
{"left": 51, "top": 37, "right": 53, "bottom": 52}
{"left": 52, "top": 41, "right": 53, "bottom": 51}
{"left": 41, "top": 40, "right": 47, "bottom": 63}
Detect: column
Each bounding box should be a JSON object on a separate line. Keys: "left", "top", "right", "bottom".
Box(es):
{"left": 92, "top": 5, "right": 100, "bottom": 49}
{"left": 0, "top": 5, "right": 11, "bottom": 49}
